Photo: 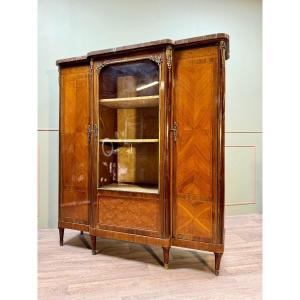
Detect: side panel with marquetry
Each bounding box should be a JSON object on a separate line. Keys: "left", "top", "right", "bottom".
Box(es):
{"left": 59, "top": 65, "right": 90, "bottom": 225}
{"left": 173, "top": 47, "right": 219, "bottom": 243}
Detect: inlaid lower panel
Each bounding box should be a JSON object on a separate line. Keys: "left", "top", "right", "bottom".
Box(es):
{"left": 97, "top": 195, "right": 159, "bottom": 233}
{"left": 175, "top": 197, "right": 212, "bottom": 242}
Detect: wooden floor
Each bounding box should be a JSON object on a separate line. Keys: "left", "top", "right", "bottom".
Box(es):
{"left": 38, "top": 214, "right": 262, "bottom": 300}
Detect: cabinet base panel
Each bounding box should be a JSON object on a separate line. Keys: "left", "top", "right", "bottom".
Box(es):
{"left": 171, "top": 238, "right": 224, "bottom": 253}
{"left": 58, "top": 220, "right": 90, "bottom": 233}
{"left": 90, "top": 228, "right": 171, "bottom": 247}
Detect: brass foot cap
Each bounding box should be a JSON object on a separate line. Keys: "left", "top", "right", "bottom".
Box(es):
{"left": 215, "top": 270, "right": 219, "bottom": 276}
{"left": 164, "top": 264, "right": 169, "bottom": 269}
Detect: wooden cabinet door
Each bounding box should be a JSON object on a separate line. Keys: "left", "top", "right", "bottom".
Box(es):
{"left": 59, "top": 65, "right": 91, "bottom": 226}
{"left": 172, "top": 46, "right": 220, "bottom": 244}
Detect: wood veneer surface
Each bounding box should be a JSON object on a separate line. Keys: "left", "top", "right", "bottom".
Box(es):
{"left": 59, "top": 66, "right": 90, "bottom": 224}
{"left": 173, "top": 46, "right": 219, "bottom": 243}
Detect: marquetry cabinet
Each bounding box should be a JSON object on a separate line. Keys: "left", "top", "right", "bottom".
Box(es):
{"left": 57, "top": 33, "right": 229, "bottom": 275}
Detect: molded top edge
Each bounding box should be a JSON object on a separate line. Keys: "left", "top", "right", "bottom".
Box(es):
{"left": 175, "top": 33, "right": 229, "bottom": 59}
{"left": 56, "top": 55, "right": 88, "bottom": 66}
{"left": 56, "top": 33, "right": 229, "bottom": 66}
{"left": 87, "top": 38, "right": 174, "bottom": 58}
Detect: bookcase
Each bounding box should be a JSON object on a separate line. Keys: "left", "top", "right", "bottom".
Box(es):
{"left": 57, "top": 33, "right": 229, "bottom": 275}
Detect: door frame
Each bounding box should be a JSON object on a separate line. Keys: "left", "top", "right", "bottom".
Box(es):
{"left": 90, "top": 49, "right": 171, "bottom": 238}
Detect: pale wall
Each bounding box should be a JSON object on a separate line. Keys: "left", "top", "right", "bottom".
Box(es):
{"left": 38, "top": 0, "right": 262, "bottom": 228}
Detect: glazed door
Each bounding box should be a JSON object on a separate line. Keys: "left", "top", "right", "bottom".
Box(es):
{"left": 59, "top": 65, "right": 91, "bottom": 227}
{"left": 172, "top": 46, "right": 219, "bottom": 244}
{"left": 92, "top": 52, "right": 169, "bottom": 237}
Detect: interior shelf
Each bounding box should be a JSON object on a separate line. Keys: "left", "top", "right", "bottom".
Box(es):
{"left": 99, "top": 95, "right": 159, "bottom": 108}
{"left": 98, "top": 183, "right": 159, "bottom": 194}
{"left": 99, "top": 139, "right": 159, "bottom": 143}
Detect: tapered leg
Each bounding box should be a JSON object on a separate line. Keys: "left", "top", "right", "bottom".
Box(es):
{"left": 80, "top": 231, "right": 83, "bottom": 235}
{"left": 59, "top": 227, "right": 64, "bottom": 246}
{"left": 214, "top": 253, "right": 223, "bottom": 276}
{"left": 91, "top": 235, "right": 97, "bottom": 255}
{"left": 162, "top": 247, "right": 170, "bottom": 269}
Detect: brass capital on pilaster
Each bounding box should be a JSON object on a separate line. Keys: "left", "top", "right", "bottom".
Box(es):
{"left": 166, "top": 46, "right": 173, "bottom": 70}
{"left": 89, "top": 60, "right": 94, "bottom": 73}
{"left": 220, "top": 40, "right": 226, "bottom": 63}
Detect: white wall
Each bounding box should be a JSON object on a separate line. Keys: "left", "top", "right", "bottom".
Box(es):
{"left": 38, "top": 0, "right": 262, "bottom": 228}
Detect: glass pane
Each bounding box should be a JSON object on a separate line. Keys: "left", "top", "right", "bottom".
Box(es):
{"left": 99, "top": 59, "right": 159, "bottom": 99}
{"left": 97, "top": 59, "right": 160, "bottom": 194}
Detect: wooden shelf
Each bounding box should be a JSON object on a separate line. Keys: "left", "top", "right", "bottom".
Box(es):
{"left": 99, "top": 139, "right": 159, "bottom": 143}
{"left": 98, "top": 183, "right": 159, "bottom": 194}
{"left": 99, "top": 95, "right": 159, "bottom": 108}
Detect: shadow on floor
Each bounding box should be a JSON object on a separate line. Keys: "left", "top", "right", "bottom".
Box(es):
{"left": 63, "top": 232, "right": 215, "bottom": 274}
